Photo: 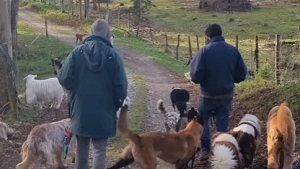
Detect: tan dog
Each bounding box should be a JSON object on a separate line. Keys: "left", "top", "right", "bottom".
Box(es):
{"left": 107, "top": 104, "right": 204, "bottom": 169}
{"left": 0, "top": 121, "right": 14, "bottom": 141}
{"left": 75, "top": 33, "right": 86, "bottom": 44}
{"left": 16, "top": 119, "right": 76, "bottom": 169}
{"left": 267, "top": 102, "right": 295, "bottom": 169}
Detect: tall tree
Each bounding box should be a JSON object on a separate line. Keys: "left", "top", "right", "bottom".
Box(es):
{"left": 93, "top": 0, "right": 97, "bottom": 9}
{"left": 61, "top": 0, "right": 65, "bottom": 12}
{"left": 0, "top": 0, "right": 13, "bottom": 59}
{"left": 79, "top": 0, "right": 82, "bottom": 19}
{"left": 71, "top": 0, "right": 74, "bottom": 15}
{"left": 11, "top": 0, "right": 20, "bottom": 52}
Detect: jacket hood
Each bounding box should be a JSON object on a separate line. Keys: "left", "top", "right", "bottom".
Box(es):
{"left": 208, "top": 35, "right": 225, "bottom": 43}
{"left": 89, "top": 19, "right": 112, "bottom": 41}
{"left": 81, "top": 19, "right": 113, "bottom": 72}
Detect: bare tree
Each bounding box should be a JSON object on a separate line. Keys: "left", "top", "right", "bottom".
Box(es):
{"left": 11, "top": 0, "right": 20, "bottom": 53}
{"left": 0, "top": 0, "right": 13, "bottom": 59}
{"left": 84, "top": 0, "right": 89, "bottom": 18}
{"left": 93, "top": 0, "right": 97, "bottom": 9}
{"left": 79, "top": 0, "right": 82, "bottom": 19}
{"left": 61, "top": 0, "right": 66, "bottom": 12}
{"left": 70, "top": 0, "right": 74, "bottom": 15}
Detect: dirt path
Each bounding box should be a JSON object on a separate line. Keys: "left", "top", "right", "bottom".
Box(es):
{"left": 16, "top": 7, "right": 200, "bottom": 169}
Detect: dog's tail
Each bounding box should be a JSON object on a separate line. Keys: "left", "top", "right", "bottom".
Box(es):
{"left": 277, "top": 102, "right": 292, "bottom": 142}
{"left": 210, "top": 144, "right": 238, "bottom": 169}
{"left": 157, "top": 99, "right": 167, "bottom": 114}
{"left": 118, "top": 104, "right": 140, "bottom": 144}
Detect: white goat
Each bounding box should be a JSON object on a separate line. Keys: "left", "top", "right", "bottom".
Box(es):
{"left": 24, "top": 74, "right": 64, "bottom": 109}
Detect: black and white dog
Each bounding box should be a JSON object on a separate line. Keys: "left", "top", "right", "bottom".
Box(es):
{"left": 230, "top": 114, "right": 262, "bottom": 169}
{"left": 170, "top": 87, "right": 190, "bottom": 115}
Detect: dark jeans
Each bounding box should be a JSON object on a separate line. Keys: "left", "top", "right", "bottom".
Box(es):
{"left": 198, "top": 96, "right": 233, "bottom": 152}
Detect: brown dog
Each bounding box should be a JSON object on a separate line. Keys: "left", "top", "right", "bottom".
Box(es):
{"left": 75, "top": 33, "right": 86, "bottom": 44}
{"left": 0, "top": 121, "right": 14, "bottom": 141}
{"left": 267, "top": 102, "right": 295, "bottom": 169}
{"left": 107, "top": 104, "right": 204, "bottom": 169}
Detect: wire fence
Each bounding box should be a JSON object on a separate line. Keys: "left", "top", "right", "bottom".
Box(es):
{"left": 107, "top": 11, "right": 300, "bottom": 85}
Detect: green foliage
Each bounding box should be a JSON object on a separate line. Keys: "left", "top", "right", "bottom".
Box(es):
{"left": 256, "top": 61, "right": 271, "bottom": 80}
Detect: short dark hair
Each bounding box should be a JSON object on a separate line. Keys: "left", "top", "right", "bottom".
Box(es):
{"left": 205, "top": 24, "right": 222, "bottom": 38}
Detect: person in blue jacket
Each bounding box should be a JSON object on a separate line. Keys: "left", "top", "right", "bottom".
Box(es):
{"left": 190, "top": 24, "right": 247, "bottom": 161}
{"left": 58, "top": 19, "right": 128, "bottom": 169}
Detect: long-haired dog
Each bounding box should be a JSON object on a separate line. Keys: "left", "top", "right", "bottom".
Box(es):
{"left": 170, "top": 87, "right": 190, "bottom": 114}
{"left": 230, "top": 114, "right": 262, "bottom": 169}
{"left": 157, "top": 99, "right": 189, "bottom": 132}
{"left": 75, "top": 33, "right": 86, "bottom": 44}
{"left": 210, "top": 132, "right": 243, "bottom": 169}
{"left": 0, "top": 121, "right": 14, "bottom": 141}
{"left": 107, "top": 104, "right": 204, "bottom": 169}
{"left": 16, "top": 119, "right": 76, "bottom": 169}
{"left": 266, "top": 102, "right": 295, "bottom": 169}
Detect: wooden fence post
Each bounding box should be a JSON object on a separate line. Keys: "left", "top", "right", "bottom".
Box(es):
{"left": 136, "top": 24, "right": 140, "bottom": 38}
{"left": 236, "top": 35, "right": 238, "bottom": 49}
{"left": 176, "top": 34, "right": 180, "bottom": 60}
{"left": 254, "top": 36, "right": 259, "bottom": 73}
{"left": 118, "top": 9, "right": 120, "bottom": 25}
{"left": 149, "top": 26, "right": 154, "bottom": 44}
{"left": 196, "top": 35, "right": 199, "bottom": 51}
{"left": 45, "top": 19, "right": 49, "bottom": 38}
{"left": 165, "top": 31, "right": 169, "bottom": 52}
{"left": 275, "top": 34, "right": 280, "bottom": 85}
{"left": 127, "top": 13, "right": 130, "bottom": 30}
{"left": 188, "top": 36, "right": 192, "bottom": 60}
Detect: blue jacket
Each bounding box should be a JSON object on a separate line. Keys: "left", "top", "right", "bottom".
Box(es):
{"left": 58, "top": 35, "right": 128, "bottom": 138}
{"left": 190, "top": 36, "right": 247, "bottom": 97}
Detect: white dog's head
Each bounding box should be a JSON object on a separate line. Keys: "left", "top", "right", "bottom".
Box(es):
{"left": 0, "top": 122, "right": 14, "bottom": 141}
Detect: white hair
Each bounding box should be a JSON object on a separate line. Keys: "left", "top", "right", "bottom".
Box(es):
{"left": 116, "top": 96, "right": 131, "bottom": 118}
{"left": 24, "top": 74, "right": 64, "bottom": 109}
{"left": 211, "top": 133, "right": 240, "bottom": 169}
{"left": 233, "top": 114, "right": 261, "bottom": 136}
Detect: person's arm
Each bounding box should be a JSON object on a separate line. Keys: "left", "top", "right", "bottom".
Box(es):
{"left": 190, "top": 48, "right": 206, "bottom": 84}
{"left": 113, "top": 53, "right": 128, "bottom": 109}
{"left": 234, "top": 51, "right": 247, "bottom": 83}
{"left": 58, "top": 51, "right": 76, "bottom": 90}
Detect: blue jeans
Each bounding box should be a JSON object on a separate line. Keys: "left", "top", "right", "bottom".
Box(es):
{"left": 198, "top": 96, "right": 233, "bottom": 152}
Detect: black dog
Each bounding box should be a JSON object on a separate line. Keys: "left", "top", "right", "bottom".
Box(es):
{"left": 170, "top": 87, "right": 190, "bottom": 115}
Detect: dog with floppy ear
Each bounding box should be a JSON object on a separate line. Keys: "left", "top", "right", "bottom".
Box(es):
{"left": 230, "top": 114, "right": 262, "bottom": 169}
{"left": 0, "top": 122, "right": 14, "bottom": 141}
{"left": 107, "top": 105, "right": 204, "bottom": 169}
{"left": 210, "top": 132, "right": 243, "bottom": 169}
{"left": 266, "top": 102, "right": 295, "bottom": 169}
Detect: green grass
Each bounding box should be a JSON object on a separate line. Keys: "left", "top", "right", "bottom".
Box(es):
{"left": 107, "top": 67, "right": 147, "bottom": 165}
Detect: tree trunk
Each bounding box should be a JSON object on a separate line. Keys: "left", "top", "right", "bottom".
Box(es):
{"left": 93, "top": 0, "right": 97, "bottom": 9}
{"left": 84, "top": 0, "right": 86, "bottom": 18}
{"left": 79, "top": 0, "right": 82, "bottom": 19}
{"left": 61, "top": 0, "right": 65, "bottom": 12}
{"left": 98, "top": 1, "right": 101, "bottom": 18}
{"left": 11, "top": 0, "right": 20, "bottom": 53}
{"left": 71, "top": 0, "right": 74, "bottom": 15}
{"left": 54, "top": 0, "right": 56, "bottom": 8}
{"left": 0, "top": 0, "right": 13, "bottom": 59}
{"left": 105, "top": 0, "right": 109, "bottom": 22}
{"left": 86, "top": 0, "right": 89, "bottom": 18}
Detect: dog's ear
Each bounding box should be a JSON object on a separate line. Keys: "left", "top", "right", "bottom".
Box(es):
{"left": 51, "top": 59, "right": 54, "bottom": 65}
{"left": 58, "top": 57, "right": 62, "bottom": 61}
{"left": 228, "top": 130, "right": 240, "bottom": 139}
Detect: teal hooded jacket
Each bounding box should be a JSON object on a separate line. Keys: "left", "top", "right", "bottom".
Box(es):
{"left": 58, "top": 19, "right": 128, "bottom": 138}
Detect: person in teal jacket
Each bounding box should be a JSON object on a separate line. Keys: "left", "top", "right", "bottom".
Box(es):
{"left": 58, "top": 19, "right": 128, "bottom": 169}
